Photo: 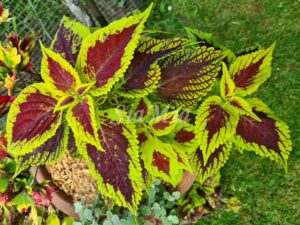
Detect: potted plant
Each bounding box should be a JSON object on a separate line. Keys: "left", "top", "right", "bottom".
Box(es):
{"left": 2, "top": 2, "right": 292, "bottom": 224}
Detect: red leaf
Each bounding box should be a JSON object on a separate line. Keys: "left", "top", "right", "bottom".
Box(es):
{"left": 152, "top": 151, "right": 170, "bottom": 175}
{"left": 157, "top": 48, "right": 222, "bottom": 107}
{"left": 47, "top": 56, "right": 77, "bottom": 92}
{"left": 234, "top": 56, "right": 265, "bottom": 89}
{"left": 233, "top": 98, "right": 292, "bottom": 165}
{"left": 121, "top": 38, "right": 186, "bottom": 95}
{"left": 86, "top": 120, "right": 136, "bottom": 204}
{"left": 15, "top": 123, "right": 66, "bottom": 174}
{"left": 71, "top": 99, "right": 94, "bottom": 136}
{"left": 174, "top": 128, "right": 195, "bottom": 144}
{"left": 85, "top": 25, "right": 137, "bottom": 88}
{"left": 52, "top": 17, "right": 90, "bottom": 66}
{"left": 12, "top": 93, "right": 60, "bottom": 143}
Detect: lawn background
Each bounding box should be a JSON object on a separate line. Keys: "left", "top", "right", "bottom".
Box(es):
{"left": 141, "top": 0, "right": 300, "bottom": 224}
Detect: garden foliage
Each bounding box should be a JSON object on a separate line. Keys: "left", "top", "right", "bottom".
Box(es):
{"left": 4, "top": 3, "right": 292, "bottom": 213}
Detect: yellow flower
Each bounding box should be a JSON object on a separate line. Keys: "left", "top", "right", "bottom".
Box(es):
{"left": 0, "top": 44, "right": 21, "bottom": 71}
{"left": 0, "top": 4, "right": 12, "bottom": 23}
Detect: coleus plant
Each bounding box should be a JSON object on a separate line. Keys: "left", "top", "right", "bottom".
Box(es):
{"left": 4, "top": 3, "right": 292, "bottom": 214}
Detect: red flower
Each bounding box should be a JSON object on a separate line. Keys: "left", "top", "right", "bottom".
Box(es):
{"left": 32, "top": 190, "right": 51, "bottom": 207}
{"left": 44, "top": 186, "right": 56, "bottom": 202}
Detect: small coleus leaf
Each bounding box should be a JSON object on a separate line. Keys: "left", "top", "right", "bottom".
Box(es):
{"left": 119, "top": 37, "right": 187, "bottom": 98}
{"left": 14, "top": 123, "right": 67, "bottom": 175}
{"left": 149, "top": 110, "right": 179, "bottom": 136}
{"left": 55, "top": 95, "right": 77, "bottom": 112}
{"left": 195, "top": 96, "right": 238, "bottom": 164}
{"left": 6, "top": 83, "right": 63, "bottom": 156}
{"left": 41, "top": 45, "right": 81, "bottom": 96}
{"left": 220, "top": 63, "right": 235, "bottom": 99}
{"left": 226, "top": 96, "right": 261, "bottom": 121}
{"left": 51, "top": 16, "right": 91, "bottom": 66}
{"left": 75, "top": 82, "right": 95, "bottom": 95}
{"left": 185, "top": 27, "right": 236, "bottom": 64}
{"left": 77, "top": 108, "right": 143, "bottom": 210}
{"left": 168, "top": 121, "right": 197, "bottom": 153}
{"left": 233, "top": 98, "right": 292, "bottom": 166}
{"left": 66, "top": 95, "right": 101, "bottom": 150}
{"left": 230, "top": 43, "right": 275, "bottom": 96}
{"left": 140, "top": 137, "right": 183, "bottom": 187}
{"left": 191, "top": 142, "right": 232, "bottom": 183}
{"left": 76, "top": 4, "right": 153, "bottom": 96}
{"left": 172, "top": 145, "right": 193, "bottom": 173}
{"left": 131, "top": 97, "right": 154, "bottom": 121}
{"left": 157, "top": 47, "right": 222, "bottom": 108}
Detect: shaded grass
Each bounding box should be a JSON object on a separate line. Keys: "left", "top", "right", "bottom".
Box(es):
{"left": 142, "top": 0, "right": 300, "bottom": 224}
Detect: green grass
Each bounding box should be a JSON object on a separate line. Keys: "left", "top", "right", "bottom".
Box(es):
{"left": 142, "top": 0, "right": 300, "bottom": 224}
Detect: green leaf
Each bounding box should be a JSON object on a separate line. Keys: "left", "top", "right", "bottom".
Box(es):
{"left": 46, "top": 214, "right": 60, "bottom": 225}
{"left": 11, "top": 191, "right": 33, "bottom": 212}
{"left": 61, "top": 217, "right": 74, "bottom": 225}
{"left": 0, "top": 176, "right": 9, "bottom": 193}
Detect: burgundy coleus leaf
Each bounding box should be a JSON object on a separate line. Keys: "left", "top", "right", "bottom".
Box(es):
{"left": 41, "top": 45, "right": 81, "bottom": 96}
{"left": 14, "top": 122, "right": 66, "bottom": 175}
{"left": 149, "top": 110, "right": 179, "bottom": 136}
{"left": 55, "top": 95, "right": 76, "bottom": 112}
{"left": 233, "top": 98, "right": 292, "bottom": 166}
{"left": 141, "top": 137, "right": 183, "bottom": 187}
{"left": 119, "top": 37, "right": 188, "bottom": 97}
{"left": 131, "top": 97, "right": 154, "bottom": 121}
{"left": 77, "top": 109, "right": 143, "bottom": 210}
{"left": 185, "top": 27, "right": 236, "bottom": 65}
{"left": 66, "top": 95, "right": 101, "bottom": 150}
{"left": 229, "top": 44, "right": 275, "bottom": 96}
{"left": 0, "top": 95, "right": 14, "bottom": 116}
{"left": 51, "top": 16, "right": 90, "bottom": 66}
{"left": 195, "top": 96, "right": 238, "bottom": 164}
{"left": 6, "top": 83, "right": 63, "bottom": 156}
{"left": 76, "top": 5, "right": 152, "bottom": 96}
{"left": 192, "top": 142, "right": 232, "bottom": 183}
{"left": 169, "top": 121, "right": 197, "bottom": 153}
{"left": 157, "top": 47, "right": 222, "bottom": 108}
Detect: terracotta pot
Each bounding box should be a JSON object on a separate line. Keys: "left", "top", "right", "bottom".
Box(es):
{"left": 31, "top": 166, "right": 196, "bottom": 220}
